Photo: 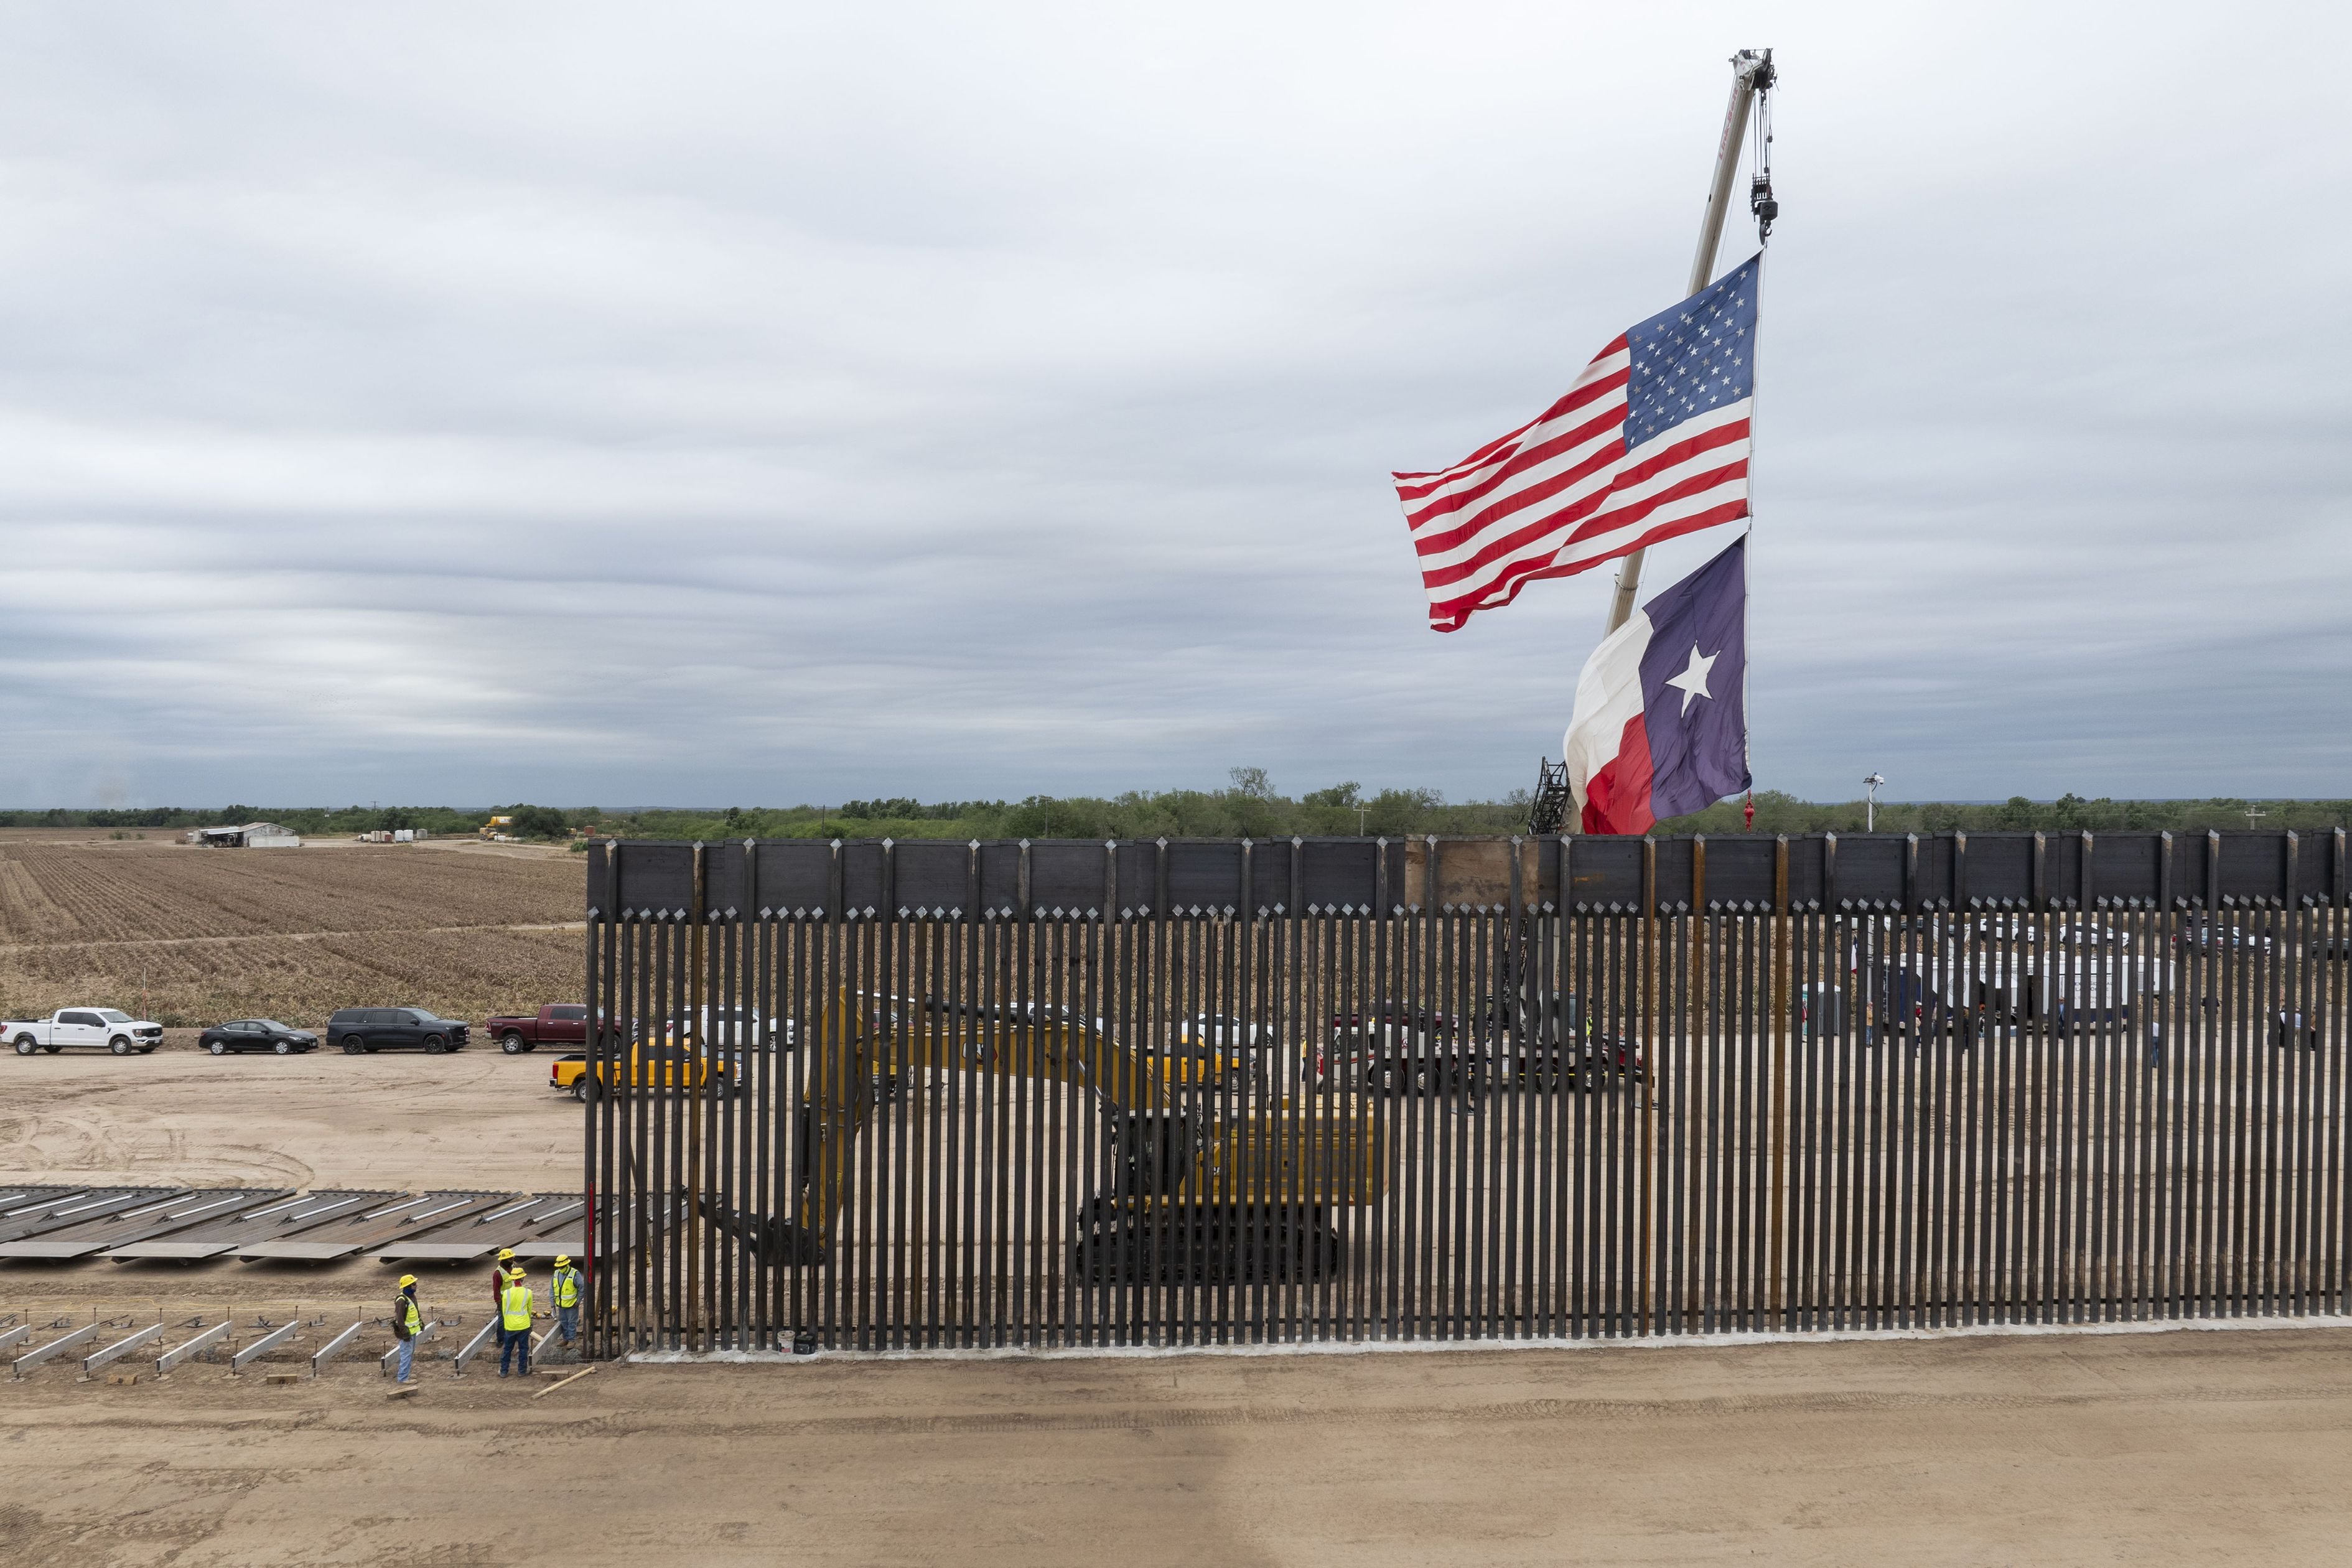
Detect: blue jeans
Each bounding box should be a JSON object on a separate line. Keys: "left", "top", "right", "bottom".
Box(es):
{"left": 556, "top": 1305, "right": 579, "bottom": 1343}
{"left": 500, "top": 1323, "right": 531, "bottom": 1376}
{"left": 395, "top": 1336, "right": 414, "bottom": 1383}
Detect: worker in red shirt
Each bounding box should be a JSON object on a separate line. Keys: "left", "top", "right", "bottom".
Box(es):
{"left": 487, "top": 1246, "right": 516, "bottom": 1355}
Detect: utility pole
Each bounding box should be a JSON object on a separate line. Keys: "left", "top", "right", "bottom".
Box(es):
{"left": 1604, "top": 48, "right": 1775, "bottom": 635}
{"left": 2244, "top": 802, "right": 2267, "bottom": 831}
{"left": 1355, "top": 803, "right": 1370, "bottom": 836}
{"left": 1864, "top": 773, "right": 1885, "bottom": 833}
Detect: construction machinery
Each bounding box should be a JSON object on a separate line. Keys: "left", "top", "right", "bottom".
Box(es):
{"left": 702, "top": 993, "right": 1386, "bottom": 1285}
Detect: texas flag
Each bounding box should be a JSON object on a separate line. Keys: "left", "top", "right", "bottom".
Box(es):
{"left": 1564, "top": 536, "right": 1751, "bottom": 834}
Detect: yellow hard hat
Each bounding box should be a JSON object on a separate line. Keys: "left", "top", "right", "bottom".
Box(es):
{"left": 554, "top": 1254, "right": 571, "bottom": 1267}
{"left": 398, "top": 1274, "right": 418, "bottom": 1288}
{"left": 497, "top": 1248, "right": 515, "bottom": 1260}
{"left": 507, "top": 1267, "right": 525, "bottom": 1281}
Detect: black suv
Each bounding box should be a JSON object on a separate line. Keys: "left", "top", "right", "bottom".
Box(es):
{"left": 328, "top": 1007, "right": 472, "bottom": 1054}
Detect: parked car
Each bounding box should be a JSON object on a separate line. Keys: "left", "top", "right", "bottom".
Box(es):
{"left": 198, "top": 1019, "right": 318, "bottom": 1055}
{"left": 327, "top": 1007, "right": 472, "bottom": 1053}
{"left": 6, "top": 1008, "right": 164, "bottom": 1055}
{"left": 483, "top": 1004, "right": 590, "bottom": 1054}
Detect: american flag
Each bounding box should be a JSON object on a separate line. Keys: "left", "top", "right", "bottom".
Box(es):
{"left": 1394, "top": 255, "right": 1760, "bottom": 633}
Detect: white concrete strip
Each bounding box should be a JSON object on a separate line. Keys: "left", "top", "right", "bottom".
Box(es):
{"left": 230, "top": 1321, "right": 302, "bottom": 1372}
{"left": 82, "top": 1324, "right": 164, "bottom": 1375}
{"left": 451, "top": 1318, "right": 500, "bottom": 1372}
{"left": 628, "top": 1310, "right": 2352, "bottom": 1368}
{"left": 309, "top": 1322, "right": 365, "bottom": 1374}
{"left": 157, "top": 1322, "right": 233, "bottom": 1375}
{"left": 12, "top": 1322, "right": 102, "bottom": 1377}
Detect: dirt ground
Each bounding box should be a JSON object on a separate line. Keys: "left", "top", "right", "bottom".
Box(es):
{"left": 0, "top": 1323, "right": 2344, "bottom": 1566}
{"left": 0, "top": 1035, "right": 579, "bottom": 1193}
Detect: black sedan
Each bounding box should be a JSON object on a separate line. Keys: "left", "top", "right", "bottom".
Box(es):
{"left": 198, "top": 1019, "right": 319, "bottom": 1056}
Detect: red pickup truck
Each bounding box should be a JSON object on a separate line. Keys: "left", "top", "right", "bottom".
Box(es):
{"left": 483, "top": 1004, "right": 589, "bottom": 1055}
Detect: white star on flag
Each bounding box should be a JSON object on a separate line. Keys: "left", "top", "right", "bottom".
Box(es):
{"left": 1663, "top": 644, "right": 1718, "bottom": 716}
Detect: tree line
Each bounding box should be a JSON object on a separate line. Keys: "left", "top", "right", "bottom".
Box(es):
{"left": 9, "top": 779, "right": 2347, "bottom": 842}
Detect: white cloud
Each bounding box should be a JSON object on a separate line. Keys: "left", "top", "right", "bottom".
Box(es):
{"left": 0, "top": 1, "right": 2346, "bottom": 808}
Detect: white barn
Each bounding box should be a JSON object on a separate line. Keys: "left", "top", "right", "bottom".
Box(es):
{"left": 184, "top": 821, "right": 303, "bottom": 848}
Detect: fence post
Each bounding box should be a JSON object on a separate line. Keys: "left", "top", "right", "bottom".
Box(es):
{"left": 1640, "top": 833, "right": 1658, "bottom": 1336}
{"left": 1771, "top": 833, "right": 1790, "bottom": 1330}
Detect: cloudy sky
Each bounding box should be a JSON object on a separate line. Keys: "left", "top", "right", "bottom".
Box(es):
{"left": 1, "top": 2, "right": 2346, "bottom": 810}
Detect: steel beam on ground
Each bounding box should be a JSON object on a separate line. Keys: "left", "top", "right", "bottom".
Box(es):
{"left": 156, "top": 1321, "right": 233, "bottom": 1374}
{"left": 379, "top": 1320, "right": 440, "bottom": 1374}
{"left": 377, "top": 1193, "right": 586, "bottom": 1264}
{"left": 0, "top": 1187, "right": 292, "bottom": 1261}
{"left": 450, "top": 1318, "right": 499, "bottom": 1373}
{"left": 0, "top": 1323, "right": 30, "bottom": 1352}
{"left": 0, "top": 1188, "right": 174, "bottom": 1246}
{"left": 105, "top": 1190, "right": 387, "bottom": 1262}
{"left": 240, "top": 1192, "right": 508, "bottom": 1262}
{"left": 12, "top": 1322, "right": 102, "bottom": 1377}
{"left": 229, "top": 1320, "right": 302, "bottom": 1373}
{"left": 309, "top": 1321, "right": 364, "bottom": 1374}
{"left": 82, "top": 1323, "right": 163, "bottom": 1376}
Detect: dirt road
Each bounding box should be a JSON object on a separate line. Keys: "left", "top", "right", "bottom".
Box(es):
{"left": 0, "top": 1040, "right": 577, "bottom": 1195}
{"left": 1, "top": 1323, "right": 2345, "bottom": 1566}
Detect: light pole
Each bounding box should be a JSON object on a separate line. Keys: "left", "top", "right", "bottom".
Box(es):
{"left": 1355, "top": 803, "right": 1370, "bottom": 836}
{"left": 1863, "top": 773, "right": 1885, "bottom": 833}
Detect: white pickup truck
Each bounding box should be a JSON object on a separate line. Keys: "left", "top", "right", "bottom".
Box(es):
{"left": 7, "top": 1008, "right": 165, "bottom": 1055}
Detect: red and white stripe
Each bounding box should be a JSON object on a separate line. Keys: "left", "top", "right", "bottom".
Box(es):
{"left": 1393, "top": 335, "right": 1750, "bottom": 633}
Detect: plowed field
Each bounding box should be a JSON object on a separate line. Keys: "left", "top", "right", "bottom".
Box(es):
{"left": 0, "top": 837, "right": 584, "bottom": 1026}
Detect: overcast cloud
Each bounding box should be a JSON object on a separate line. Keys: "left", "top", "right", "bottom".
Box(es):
{"left": 1, "top": 2, "right": 2346, "bottom": 810}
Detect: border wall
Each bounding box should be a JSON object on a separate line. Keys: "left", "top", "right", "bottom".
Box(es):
{"left": 576, "top": 831, "right": 2350, "bottom": 1354}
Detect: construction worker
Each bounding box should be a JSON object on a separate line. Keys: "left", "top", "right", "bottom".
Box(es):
{"left": 497, "top": 1266, "right": 534, "bottom": 1378}
{"left": 550, "top": 1254, "right": 583, "bottom": 1356}
{"left": 391, "top": 1275, "right": 424, "bottom": 1385}
{"left": 487, "top": 1246, "right": 516, "bottom": 1355}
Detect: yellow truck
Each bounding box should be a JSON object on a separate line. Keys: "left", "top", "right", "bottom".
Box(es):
{"left": 548, "top": 1040, "right": 732, "bottom": 1102}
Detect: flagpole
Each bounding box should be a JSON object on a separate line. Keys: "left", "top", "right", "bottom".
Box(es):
{"left": 1602, "top": 48, "right": 1773, "bottom": 635}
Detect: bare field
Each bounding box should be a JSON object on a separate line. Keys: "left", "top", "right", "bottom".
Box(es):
{"left": 0, "top": 837, "right": 586, "bottom": 1026}
{"left": 0, "top": 1042, "right": 576, "bottom": 1192}
{"left": 1, "top": 1324, "right": 2348, "bottom": 1566}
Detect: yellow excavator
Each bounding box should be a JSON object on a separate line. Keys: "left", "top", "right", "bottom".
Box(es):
{"left": 702, "top": 992, "right": 1387, "bottom": 1284}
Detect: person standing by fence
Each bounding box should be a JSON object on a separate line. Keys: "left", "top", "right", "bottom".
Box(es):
{"left": 497, "top": 1267, "right": 534, "bottom": 1378}
{"left": 392, "top": 1275, "right": 423, "bottom": 1385}
{"left": 550, "top": 1254, "right": 582, "bottom": 1358}
{"left": 487, "top": 1246, "right": 516, "bottom": 1356}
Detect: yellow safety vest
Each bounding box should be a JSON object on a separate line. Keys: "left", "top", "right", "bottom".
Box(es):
{"left": 500, "top": 1282, "right": 533, "bottom": 1332}
{"left": 399, "top": 1295, "right": 422, "bottom": 1336}
{"left": 552, "top": 1266, "right": 581, "bottom": 1309}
